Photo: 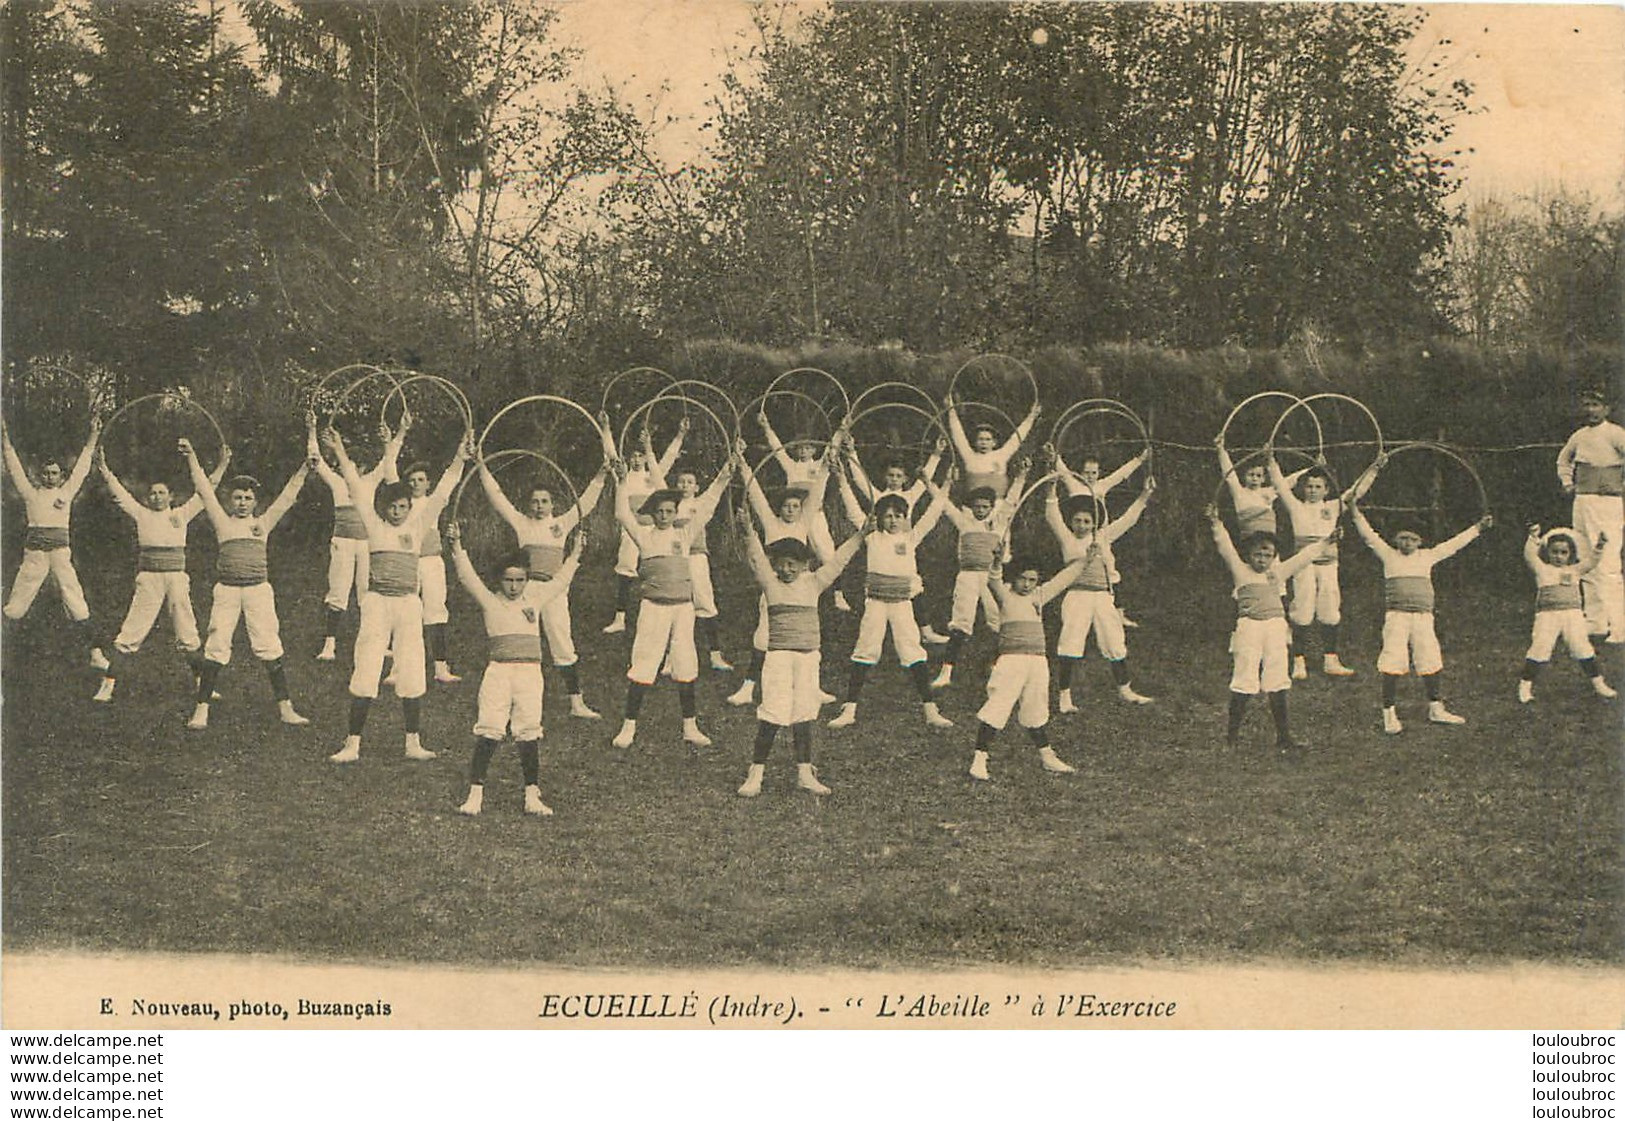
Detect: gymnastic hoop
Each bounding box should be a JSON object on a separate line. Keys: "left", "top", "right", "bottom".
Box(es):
{"left": 1218, "top": 391, "right": 1323, "bottom": 459}
{"left": 451, "top": 446, "right": 583, "bottom": 532}
{"left": 657, "top": 379, "right": 743, "bottom": 445}
{"left": 1351, "top": 441, "right": 1488, "bottom": 535}
{"left": 1266, "top": 391, "right": 1383, "bottom": 470}
{"left": 378, "top": 371, "right": 474, "bottom": 436}
{"left": 100, "top": 391, "right": 229, "bottom": 480}
{"left": 947, "top": 353, "right": 1039, "bottom": 419}
{"left": 600, "top": 366, "right": 679, "bottom": 422}
{"left": 477, "top": 394, "right": 607, "bottom": 468}
{"left": 1209, "top": 446, "right": 1336, "bottom": 521}
{"left": 1050, "top": 398, "right": 1150, "bottom": 459}
{"left": 765, "top": 366, "right": 851, "bottom": 423}
{"left": 743, "top": 386, "right": 839, "bottom": 453}
{"left": 843, "top": 401, "right": 952, "bottom": 502}
{"left": 848, "top": 380, "right": 941, "bottom": 421}
{"left": 619, "top": 392, "right": 732, "bottom": 473}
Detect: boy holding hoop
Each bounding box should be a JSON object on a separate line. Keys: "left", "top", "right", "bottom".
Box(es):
{"left": 447, "top": 522, "right": 584, "bottom": 817}
{"left": 759, "top": 409, "right": 847, "bottom": 610}
{"left": 925, "top": 457, "right": 1029, "bottom": 690}
{"left": 1347, "top": 470, "right": 1491, "bottom": 734}
{"left": 307, "top": 411, "right": 405, "bottom": 662}
{"left": 1, "top": 413, "right": 110, "bottom": 670}
{"left": 834, "top": 439, "right": 952, "bottom": 645}
{"left": 1268, "top": 456, "right": 1359, "bottom": 680}
{"left": 324, "top": 428, "right": 470, "bottom": 763}
{"left": 477, "top": 459, "right": 609, "bottom": 719}
{"left": 944, "top": 392, "right": 1040, "bottom": 499}
{"left": 609, "top": 450, "right": 734, "bottom": 750}
{"left": 599, "top": 413, "right": 687, "bottom": 636}
{"left": 92, "top": 444, "right": 231, "bottom": 702}
{"left": 735, "top": 508, "right": 869, "bottom": 798}
{"left": 180, "top": 438, "right": 310, "bottom": 730}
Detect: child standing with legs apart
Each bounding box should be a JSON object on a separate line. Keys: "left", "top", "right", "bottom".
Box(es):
{"left": 324, "top": 427, "right": 470, "bottom": 763}
{"left": 1206, "top": 504, "right": 1335, "bottom": 750}
{"left": 92, "top": 445, "right": 230, "bottom": 703}
{"left": 735, "top": 508, "right": 868, "bottom": 798}
{"left": 1269, "top": 457, "right": 1359, "bottom": 680}
{"left": 968, "top": 554, "right": 1087, "bottom": 782}
{"left": 1519, "top": 526, "right": 1616, "bottom": 703}
{"left": 306, "top": 411, "right": 403, "bottom": 661}
{"left": 927, "top": 457, "right": 1029, "bottom": 690}
{"left": 610, "top": 450, "right": 734, "bottom": 750}
{"left": 828, "top": 476, "right": 955, "bottom": 730}
{"left": 180, "top": 438, "right": 310, "bottom": 729}
{"left": 1347, "top": 474, "right": 1491, "bottom": 734}
{"left": 448, "top": 523, "right": 582, "bottom": 817}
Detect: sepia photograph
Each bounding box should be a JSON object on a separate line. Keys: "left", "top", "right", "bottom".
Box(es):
{"left": 1, "top": 0, "right": 1622, "bottom": 1050}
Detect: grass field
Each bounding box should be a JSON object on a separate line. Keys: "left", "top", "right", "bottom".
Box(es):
{"left": 3, "top": 519, "right": 1621, "bottom": 970}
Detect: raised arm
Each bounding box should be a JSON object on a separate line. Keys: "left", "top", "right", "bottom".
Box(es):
{"left": 1279, "top": 534, "right": 1338, "bottom": 581}
{"left": 0, "top": 421, "right": 33, "bottom": 500}
{"left": 911, "top": 470, "right": 953, "bottom": 540}
{"left": 800, "top": 461, "right": 831, "bottom": 526}
{"left": 1097, "top": 449, "right": 1148, "bottom": 496}
{"left": 179, "top": 438, "right": 228, "bottom": 528}
{"left": 529, "top": 540, "right": 584, "bottom": 609}
{"left": 655, "top": 418, "right": 687, "bottom": 478}
{"left": 1044, "top": 482, "right": 1070, "bottom": 545}
{"left": 1035, "top": 558, "right": 1087, "bottom": 607}
{"left": 946, "top": 397, "right": 973, "bottom": 461}
{"left": 94, "top": 449, "right": 143, "bottom": 518}
{"left": 739, "top": 447, "right": 774, "bottom": 527}
{"left": 447, "top": 532, "right": 497, "bottom": 610}
{"left": 1000, "top": 403, "right": 1039, "bottom": 458}
{"left": 364, "top": 418, "right": 408, "bottom": 485}
{"left": 845, "top": 447, "right": 876, "bottom": 500}
{"left": 1427, "top": 517, "right": 1490, "bottom": 565}
{"left": 305, "top": 414, "right": 344, "bottom": 493}
{"left": 1207, "top": 506, "right": 1250, "bottom": 583}
{"left": 812, "top": 522, "right": 868, "bottom": 591}
{"left": 736, "top": 505, "right": 774, "bottom": 588}
{"left": 423, "top": 435, "right": 473, "bottom": 516}
{"left": 612, "top": 463, "right": 640, "bottom": 536}
{"left": 1347, "top": 503, "right": 1395, "bottom": 564}
{"left": 836, "top": 462, "right": 866, "bottom": 526}
{"left": 262, "top": 460, "right": 310, "bottom": 531}
{"left": 759, "top": 410, "right": 795, "bottom": 475}
{"left": 924, "top": 475, "right": 972, "bottom": 532}
{"left": 62, "top": 414, "right": 101, "bottom": 499}
{"left": 597, "top": 410, "right": 619, "bottom": 461}
{"left": 478, "top": 459, "right": 527, "bottom": 532}
{"left": 1523, "top": 526, "right": 1544, "bottom": 572}
{"left": 1267, "top": 456, "right": 1304, "bottom": 515}
{"left": 1217, "top": 443, "right": 1249, "bottom": 504}
{"left": 560, "top": 465, "right": 609, "bottom": 534}
{"left": 1006, "top": 457, "right": 1032, "bottom": 505}
{"left": 693, "top": 456, "right": 737, "bottom": 528}
{"left": 1103, "top": 479, "right": 1154, "bottom": 543}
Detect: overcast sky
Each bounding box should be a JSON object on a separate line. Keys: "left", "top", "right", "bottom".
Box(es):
{"left": 553, "top": 0, "right": 1625, "bottom": 206}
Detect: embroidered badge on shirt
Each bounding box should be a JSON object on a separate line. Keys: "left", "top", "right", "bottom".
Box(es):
{"left": 398, "top": 533, "right": 413, "bottom": 548}
{"left": 251, "top": 523, "right": 263, "bottom": 537}
{"left": 169, "top": 515, "right": 183, "bottom": 528}
{"left": 551, "top": 524, "right": 562, "bottom": 538}
{"left": 522, "top": 607, "right": 536, "bottom": 623}
{"left": 894, "top": 542, "right": 907, "bottom": 555}
{"left": 52, "top": 497, "right": 65, "bottom": 510}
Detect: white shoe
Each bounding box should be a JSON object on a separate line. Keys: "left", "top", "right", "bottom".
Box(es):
{"left": 833, "top": 591, "right": 853, "bottom": 613}
{"left": 433, "top": 662, "right": 461, "bottom": 684}
{"left": 709, "top": 652, "right": 735, "bottom": 672}
{"left": 1323, "top": 654, "right": 1356, "bottom": 677}
{"left": 1057, "top": 689, "right": 1078, "bottom": 715}
{"left": 931, "top": 665, "right": 953, "bottom": 690}
{"left": 682, "top": 719, "right": 713, "bottom": 747}
{"left": 817, "top": 689, "right": 838, "bottom": 705}
{"left": 404, "top": 736, "right": 436, "bottom": 760}
{"left": 922, "top": 702, "right": 954, "bottom": 728}
{"left": 1118, "top": 684, "right": 1153, "bottom": 705}
{"left": 1382, "top": 707, "right": 1403, "bottom": 735}
{"left": 796, "top": 763, "right": 831, "bottom": 795}
{"left": 329, "top": 738, "right": 361, "bottom": 763}
{"left": 612, "top": 720, "right": 636, "bottom": 748}
{"left": 523, "top": 786, "right": 553, "bottom": 816}
{"left": 738, "top": 764, "right": 765, "bottom": 798}
{"left": 89, "top": 647, "right": 110, "bottom": 671}
{"left": 92, "top": 677, "right": 115, "bottom": 703}
{"left": 602, "top": 613, "right": 627, "bottom": 635}
{"left": 458, "top": 787, "right": 483, "bottom": 816}
{"left": 1038, "top": 746, "right": 1076, "bottom": 774}
{"left": 968, "top": 750, "right": 990, "bottom": 782}
{"left": 1427, "top": 701, "right": 1466, "bottom": 726}
{"left": 1594, "top": 678, "right": 1618, "bottom": 699}
{"left": 1517, "top": 679, "right": 1534, "bottom": 704}
{"left": 381, "top": 668, "right": 398, "bottom": 688}
{"left": 1291, "top": 655, "right": 1308, "bottom": 681}
{"left": 278, "top": 700, "right": 310, "bottom": 726}
{"left": 725, "top": 682, "right": 756, "bottom": 707}
{"left": 316, "top": 637, "right": 337, "bottom": 662}
{"left": 570, "top": 696, "right": 602, "bottom": 720}
{"left": 1120, "top": 613, "right": 1140, "bottom": 630}
{"left": 827, "top": 703, "right": 857, "bottom": 728}
{"left": 921, "top": 626, "right": 950, "bottom": 645}
{"left": 186, "top": 703, "right": 209, "bottom": 730}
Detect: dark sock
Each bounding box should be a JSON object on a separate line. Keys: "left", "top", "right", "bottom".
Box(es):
{"left": 518, "top": 739, "right": 539, "bottom": 786}
{"left": 752, "top": 721, "right": 777, "bottom": 764}
{"left": 1268, "top": 690, "right": 1292, "bottom": 742}
{"left": 1227, "top": 692, "right": 1248, "bottom": 742}
{"left": 678, "top": 681, "right": 697, "bottom": 719}
{"left": 846, "top": 662, "right": 870, "bottom": 703}
{"left": 323, "top": 607, "right": 342, "bottom": 638}
{"left": 1057, "top": 656, "right": 1078, "bottom": 691}
{"left": 1323, "top": 624, "right": 1341, "bottom": 656}
{"left": 470, "top": 737, "right": 498, "bottom": 784}
{"left": 912, "top": 600, "right": 928, "bottom": 629}
{"left": 615, "top": 576, "right": 632, "bottom": 613}
{"left": 1578, "top": 658, "right": 1600, "bottom": 680}
{"left": 429, "top": 624, "right": 448, "bottom": 662}
{"left": 264, "top": 657, "right": 291, "bottom": 702}
{"left": 943, "top": 630, "right": 967, "bottom": 666}
{"left": 624, "top": 682, "right": 647, "bottom": 720}
{"left": 975, "top": 721, "right": 996, "bottom": 751}
{"left": 402, "top": 696, "right": 422, "bottom": 734}
{"left": 347, "top": 696, "right": 371, "bottom": 736}
{"left": 1291, "top": 623, "right": 1310, "bottom": 655}
{"left": 792, "top": 722, "right": 813, "bottom": 763}
{"left": 1522, "top": 659, "right": 1544, "bottom": 682}
{"left": 559, "top": 662, "right": 582, "bottom": 696}
{"left": 1108, "top": 659, "right": 1130, "bottom": 686}
{"left": 1381, "top": 674, "right": 1400, "bottom": 707}
{"left": 908, "top": 661, "right": 933, "bottom": 701}
{"left": 747, "top": 649, "right": 765, "bottom": 682}
{"left": 1026, "top": 724, "right": 1048, "bottom": 748}
{"left": 1422, "top": 672, "right": 1443, "bottom": 702}
{"left": 196, "top": 660, "right": 224, "bottom": 705}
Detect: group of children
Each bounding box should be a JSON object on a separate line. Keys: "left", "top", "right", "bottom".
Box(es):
{"left": 3, "top": 383, "right": 1619, "bottom": 811}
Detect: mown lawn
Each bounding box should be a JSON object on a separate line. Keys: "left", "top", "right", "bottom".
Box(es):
{"left": 4, "top": 535, "right": 1620, "bottom": 968}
